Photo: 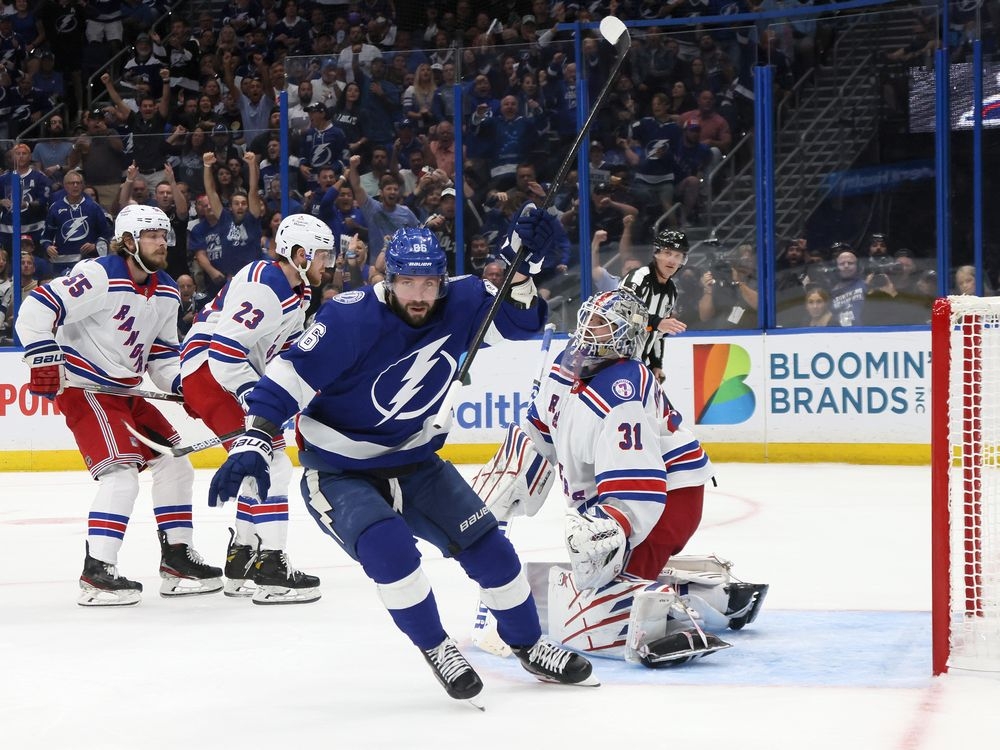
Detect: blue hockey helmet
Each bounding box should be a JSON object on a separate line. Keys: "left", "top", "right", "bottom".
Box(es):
{"left": 385, "top": 227, "right": 448, "bottom": 298}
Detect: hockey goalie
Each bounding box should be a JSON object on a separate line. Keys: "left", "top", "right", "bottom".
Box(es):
{"left": 472, "top": 290, "right": 768, "bottom": 667}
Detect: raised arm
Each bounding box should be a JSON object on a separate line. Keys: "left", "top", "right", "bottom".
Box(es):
{"left": 347, "top": 153, "right": 369, "bottom": 206}
{"left": 202, "top": 152, "right": 224, "bottom": 218}
{"left": 243, "top": 150, "right": 264, "bottom": 218}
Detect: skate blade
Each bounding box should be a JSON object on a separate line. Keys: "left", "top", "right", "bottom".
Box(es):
{"left": 641, "top": 639, "right": 732, "bottom": 668}
{"left": 224, "top": 578, "right": 256, "bottom": 597}
{"left": 527, "top": 671, "right": 601, "bottom": 687}
{"left": 78, "top": 585, "right": 141, "bottom": 607}
{"left": 159, "top": 575, "right": 224, "bottom": 597}
{"left": 465, "top": 696, "right": 486, "bottom": 712}
{"left": 251, "top": 585, "right": 321, "bottom": 605}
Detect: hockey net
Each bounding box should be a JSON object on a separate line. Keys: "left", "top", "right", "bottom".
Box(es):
{"left": 932, "top": 296, "right": 1000, "bottom": 674}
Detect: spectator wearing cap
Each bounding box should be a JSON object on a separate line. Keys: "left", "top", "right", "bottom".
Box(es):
{"left": 587, "top": 181, "right": 639, "bottom": 245}
{"left": 347, "top": 152, "right": 419, "bottom": 259}
{"left": 337, "top": 22, "right": 383, "bottom": 84}
{"left": 674, "top": 119, "right": 713, "bottom": 226}
{"left": 679, "top": 90, "right": 733, "bottom": 156}
{"left": 314, "top": 58, "right": 345, "bottom": 110}
{"left": 299, "top": 102, "right": 347, "bottom": 191}
{"left": 423, "top": 185, "right": 465, "bottom": 274}
{"left": 101, "top": 68, "right": 172, "bottom": 187}
{"left": 67, "top": 107, "right": 125, "bottom": 208}
{"left": 31, "top": 50, "right": 62, "bottom": 103}
{"left": 390, "top": 118, "right": 426, "bottom": 171}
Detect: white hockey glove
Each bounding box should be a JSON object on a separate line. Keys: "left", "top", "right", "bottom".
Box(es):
{"left": 565, "top": 511, "right": 627, "bottom": 590}
{"left": 471, "top": 423, "right": 554, "bottom": 521}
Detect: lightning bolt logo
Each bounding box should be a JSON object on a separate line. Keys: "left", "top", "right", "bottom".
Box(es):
{"left": 62, "top": 216, "right": 90, "bottom": 243}
{"left": 372, "top": 335, "right": 455, "bottom": 425}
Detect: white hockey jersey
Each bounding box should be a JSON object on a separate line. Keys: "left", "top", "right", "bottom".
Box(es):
{"left": 15, "top": 255, "right": 182, "bottom": 393}
{"left": 180, "top": 260, "right": 312, "bottom": 403}
{"left": 523, "top": 351, "right": 713, "bottom": 546}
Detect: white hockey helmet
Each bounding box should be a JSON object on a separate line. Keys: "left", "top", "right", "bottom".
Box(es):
{"left": 274, "top": 213, "right": 334, "bottom": 282}
{"left": 114, "top": 204, "right": 171, "bottom": 242}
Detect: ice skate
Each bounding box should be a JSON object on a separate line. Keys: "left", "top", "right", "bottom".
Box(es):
{"left": 79, "top": 543, "right": 142, "bottom": 607}
{"left": 157, "top": 531, "right": 224, "bottom": 597}
{"left": 223, "top": 528, "right": 257, "bottom": 597}
{"left": 250, "top": 544, "right": 321, "bottom": 605}
{"left": 726, "top": 582, "right": 769, "bottom": 630}
{"left": 422, "top": 638, "right": 485, "bottom": 709}
{"left": 638, "top": 629, "right": 732, "bottom": 668}
{"left": 512, "top": 638, "right": 599, "bottom": 687}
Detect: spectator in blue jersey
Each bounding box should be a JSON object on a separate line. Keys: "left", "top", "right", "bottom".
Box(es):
{"left": 207, "top": 221, "right": 595, "bottom": 704}
{"left": 1, "top": 142, "right": 52, "bottom": 270}
{"left": 298, "top": 103, "right": 347, "bottom": 191}
{"left": 40, "top": 170, "right": 111, "bottom": 277}
{"left": 190, "top": 193, "right": 224, "bottom": 293}
{"left": 346, "top": 152, "right": 418, "bottom": 259}
{"left": 462, "top": 74, "right": 500, "bottom": 182}
{"left": 473, "top": 94, "right": 541, "bottom": 190}
{"left": 359, "top": 56, "right": 401, "bottom": 149}
{"left": 198, "top": 150, "right": 265, "bottom": 292}
{"left": 7, "top": 70, "right": 53, "bottom": 139}
{"left": 390, "top": 118, "right": 425, "bottom": 172}
{"left": 542, "top": 54, "right": 578, "bottom": 141}
{"left": 628, "top": 92, "right": 682, "bottom": 217}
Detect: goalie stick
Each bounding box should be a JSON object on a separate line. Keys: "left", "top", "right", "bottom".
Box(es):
{"left": 432, "top": 16, "right": 631, "bottom": 430}
{"left": 471, "top": 323, "right": 556, "bottom": 657}
{"left": 123, "top": 421, "right": 241, "bottom": 458}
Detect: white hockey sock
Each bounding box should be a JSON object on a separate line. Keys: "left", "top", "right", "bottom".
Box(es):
{"left": 149, "top": 456, "right": 195, "bottom": 546}
{"left": 88, "top": 465, "right": 139, "bottom": 564}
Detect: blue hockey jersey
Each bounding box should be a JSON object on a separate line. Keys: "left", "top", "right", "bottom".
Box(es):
{"left": 245, "top": 275, "right": 546, "bottom": 471}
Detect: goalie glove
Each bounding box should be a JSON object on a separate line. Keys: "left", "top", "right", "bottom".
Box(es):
{"left": 565, "top": 509, "right": 628, "bottom": 591}
{"left": 23, "top": 342, "right": 65, "bottom": 400}
{"left": 207, "top": 427, "right": 273, "bottom": 507}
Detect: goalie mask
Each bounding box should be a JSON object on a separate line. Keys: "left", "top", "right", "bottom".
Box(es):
{"left": 560, "top": 290, "right": 649, "bottom": 380}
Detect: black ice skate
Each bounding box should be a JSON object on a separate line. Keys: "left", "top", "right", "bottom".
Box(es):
{"left": 157, "top": 531, "right": 224, "bottom": 597}
{"left": 725, "top": 582, "right": 769, "bottom": 630}
{"left": 79, "top": 542, "right": 142, "bottom": 607}
{"left": 223, "top": 528, "right": 257, "bottom": 598}
{"left": 422, "top": 638, "right": 485, "bottom": 708}
{"left": 512, "top": 638, "right": 600, "bottom": 687}
{"left": 250, "top": 544, "right": 321, "bottom": 605}
{"left": 638, "top": 629, "right": 732, "bottom": 669}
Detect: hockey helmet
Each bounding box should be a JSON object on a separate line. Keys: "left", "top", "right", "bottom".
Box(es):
{"left": 653, "top": 229, "right": 689, "bottom": 258}
{"left": 385, "top": 227, "right": 448, "bottom": 298}
{"left": 115, "top": 204, "right": 171, "bottom": 242}
{"left": 560, "top": 290, "right": 649, "bottom": 379}
{"left": 274, "top": 213, "right": 334, "bottom": 283}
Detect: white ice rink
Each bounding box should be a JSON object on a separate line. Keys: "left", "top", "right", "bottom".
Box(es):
{"left": 2, "top": 462, "right": 999, "bottom": 750}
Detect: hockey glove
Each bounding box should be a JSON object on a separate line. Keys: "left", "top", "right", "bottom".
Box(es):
{"left": 24, "top": 344, "right": 65, "bottom": 400}
{"left": 208, "top": 428, "right": 273, "bottom": 507}
{"left": 565, "top": 510, "right": 628, "bottom": 591}
{"left": 499, "top": 205, "right": 565, "bottom": 276}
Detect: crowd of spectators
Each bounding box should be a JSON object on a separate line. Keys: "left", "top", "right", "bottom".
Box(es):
{"left": 1, "top": 0, "right": 945, "bottom": 343}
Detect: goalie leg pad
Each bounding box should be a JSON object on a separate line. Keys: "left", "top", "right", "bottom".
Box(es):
{"left": 625, "top": 588, "right": 732, "bottom": 667}
{"left": 471, "top": 423, "right": 554, "bottom": 522}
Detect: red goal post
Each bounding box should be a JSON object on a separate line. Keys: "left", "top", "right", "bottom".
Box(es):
{"left": 932, "top": 295, "right": 1000, "bottom": 675}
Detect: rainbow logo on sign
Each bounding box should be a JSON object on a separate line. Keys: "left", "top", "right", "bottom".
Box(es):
{"left": 693, "top": 344, "right": 755, "bottom": 424}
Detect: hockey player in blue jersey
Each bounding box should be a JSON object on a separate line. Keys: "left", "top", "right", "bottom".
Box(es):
{"left": 208, "top": 217, "right": 597, "bottom": 704}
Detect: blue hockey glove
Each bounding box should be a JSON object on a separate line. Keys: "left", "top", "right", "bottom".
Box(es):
{"left": 499, "top": 205, "right": 565, "bottom": 276}
{"left": 207, "top": 428, "right": 273, "bottom": 507}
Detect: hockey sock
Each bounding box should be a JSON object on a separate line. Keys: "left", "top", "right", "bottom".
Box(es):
{"left": 457, "top": 529, "right": 542, "bottom": 648}
{"left": 357, "top": 518, "right": 447, "bottom": 650}
{"left": 149, "top": 455, "right": 195, "bottom": 546}
{"left": 88, "top": 464, "right": 139, "bottom": 564}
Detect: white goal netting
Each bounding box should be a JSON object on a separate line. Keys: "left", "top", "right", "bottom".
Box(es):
{"left": 936, "top": 296, "right": 1000, "bottom": 672}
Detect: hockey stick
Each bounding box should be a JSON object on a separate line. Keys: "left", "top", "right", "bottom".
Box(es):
{"left": 432, "top": 16, "right": 631, "bottom": 430}
{"left": 472, "top": 323, "right": 557, "bottom": 657}
{"left": 81, "top": 384, "right": 184, "bottom": 402}
{"left": 123, "top": 421, "right": 242, "bottom": 458}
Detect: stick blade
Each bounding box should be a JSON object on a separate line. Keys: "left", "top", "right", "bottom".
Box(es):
{"left": 123, "top": 421, "right": 176, "bottom": 457}
{"left": 599, "top": 16, "right": 629, "bottom": 49}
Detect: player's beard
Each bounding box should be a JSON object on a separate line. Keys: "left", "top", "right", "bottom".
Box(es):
{"left": 389, "top": 292, "right": 436, "bottom": 327}
{"left": 133, "top": 242, "right": 168, "bottom": 274}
